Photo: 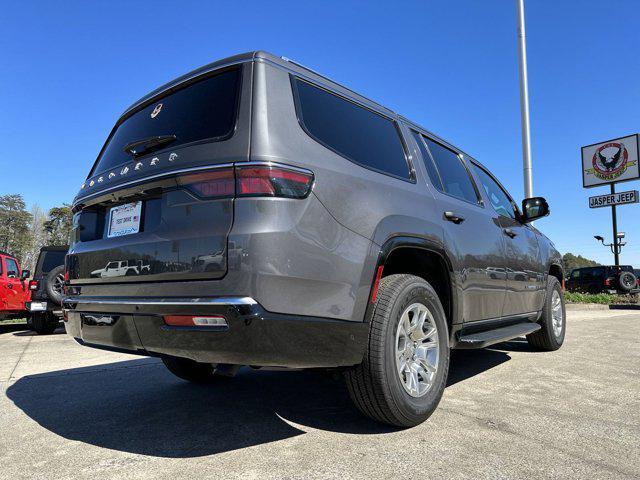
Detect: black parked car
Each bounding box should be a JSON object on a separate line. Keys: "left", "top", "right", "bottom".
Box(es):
{"left": 26, "top": 246, "right": 68, "bottom": 334}
{"left": 566, "top": 265, "right": 638, "bottom": 294}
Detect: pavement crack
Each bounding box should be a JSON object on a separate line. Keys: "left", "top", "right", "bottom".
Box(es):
{"left": 6, "top": 335, "right": 33, "bottom": 382}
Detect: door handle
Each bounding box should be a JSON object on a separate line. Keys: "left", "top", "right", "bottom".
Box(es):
{"left": 444, "top": 211, "right": 465, "bottom": 224}
{"left": 7, "top": 283, "right": 13, "bottom": 289}
{"left": 503, "top": 228, "right": 518, "bottom": 238}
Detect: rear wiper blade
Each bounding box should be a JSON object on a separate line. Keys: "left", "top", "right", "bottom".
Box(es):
{"left": 123, "top": 135, "right": 177, "bottom": 157}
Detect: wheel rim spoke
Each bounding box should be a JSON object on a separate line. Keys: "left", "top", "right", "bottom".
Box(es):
{"left": 395, "top": 302, "right": 440, "bottom": 398}
{"left": 551, "top": 290, "right": 564, "bottom": 338}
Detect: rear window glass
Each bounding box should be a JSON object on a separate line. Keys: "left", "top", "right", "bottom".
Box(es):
{"left": 423, "top": 138, "right": 479, "bottom": 204}
{"left": 38, "top": 250, "right": 66, "bottom": 274}
{"left": 293, "top": 77, "right": 410, "bottom": 180}
{"left": 91, "top": 67, "right": 241, "bottom": 176}
{"left": 412, "top": 131, "right": 443, "bottom": 190}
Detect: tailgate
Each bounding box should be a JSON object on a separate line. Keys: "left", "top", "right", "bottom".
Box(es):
{"left": 67, "top": 172, "right": 234, "bottom": 284}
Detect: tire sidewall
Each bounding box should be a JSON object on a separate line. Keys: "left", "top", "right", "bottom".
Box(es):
{"left": 46, "top": 265, "right": 65, "bottom": 305}
{"left": 381, "top": 279, "right": 449, "bottom": 424}
{"left": 618, "top": 272, "right": 635, "bottom": 292}
{"left": 546, "top": 278, "right": 566, "bottom": 347}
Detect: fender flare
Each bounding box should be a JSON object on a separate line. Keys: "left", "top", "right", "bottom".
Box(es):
{"left": 363, "top": 235, "right": 460, "bottom": 329}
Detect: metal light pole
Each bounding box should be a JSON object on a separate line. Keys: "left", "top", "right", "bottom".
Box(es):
{"left": 516, "top": 0, "right": 534, "bottom": 199}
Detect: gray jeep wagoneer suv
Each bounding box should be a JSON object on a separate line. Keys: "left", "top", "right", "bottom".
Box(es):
{"left": 64, "top": 51, "right": 565, "bottom": 427}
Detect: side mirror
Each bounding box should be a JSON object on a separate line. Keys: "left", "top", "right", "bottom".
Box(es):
{"left": 21, "top": 269, "right": 30, "bottom": 280}
{"left": 521, "top": 197, "right": 549, "bottom": 223}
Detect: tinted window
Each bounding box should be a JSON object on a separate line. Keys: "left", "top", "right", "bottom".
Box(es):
{"left": 592, "top": 267, "right": 605, "bottom": 279}
{"left": 570, "top": 270, "right": 580, "bottom": 279}
{"left": 5, "top": 258, "right": 19, "bottom": 276}
{"left": 92, "top": 67, "right": 241, "bottom": 176}
{"left": 40, "top": 250, "right": 66, "bottom": 274}
{"left": 293, "top": 78, "right": 410, "bottom": 179}
{"left": 423, "top": 138, "right": 478, "bottom": 204}
{"left": 471, "top": 164, "right": 516, "bottom": 219}
{"left": 412, "top": 131, "right": 443, "bottom": 190}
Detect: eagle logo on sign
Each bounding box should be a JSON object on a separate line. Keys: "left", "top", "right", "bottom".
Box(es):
{"left": 591, "top": 142, "right": 629, "bottom": 180}
{"left": 150, "top": 103, "right": 163, "bottom": 119}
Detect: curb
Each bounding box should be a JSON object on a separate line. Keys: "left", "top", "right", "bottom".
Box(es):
{"left": 566, "top": 303, "right": 640, "bottom": 311}
{"left": 609, "top": 304, "right": 640, "bottom": 310}
{"left": 565, "top": 303, "right": 609, "bottom": 311}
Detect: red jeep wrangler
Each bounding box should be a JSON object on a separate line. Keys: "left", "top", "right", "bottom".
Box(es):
{"left": 0, "top": 251, "right": 31, "bottom": 321}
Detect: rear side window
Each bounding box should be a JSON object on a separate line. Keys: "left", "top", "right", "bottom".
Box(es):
{"left": 422, "top": 137, "right": 479, "bottom": 204}
{"left": 412, "top": 131, "right": 443, "bottom": 190}
{"left": 471, "top": 164, "right": 516, "bottom": 219}
{"left": 91, "top": 67, "right": 241, "bottom": 176}
{"left": 292, "top": 77, "right": 410, "bottom": 180}
{"left": 39, "top": 251, "right": 66, "bottom": 274}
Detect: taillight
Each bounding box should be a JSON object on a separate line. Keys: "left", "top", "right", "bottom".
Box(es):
{"left": 236, "top": 165, "right": 313, "bottom": 198}
{"left": 176, "top": 164, "right": 314, "bottom": 200}
{"left": 604, "top": 278, "right": 612, "bottom": 286}
{"left": 177, "top": 168, "right": 235, "bottom": 198}
{"left": 164, "top": 315, "right": 228, "bottom": 328}
{"left": 29, "top": 280, "right": 39, "bottom": 290}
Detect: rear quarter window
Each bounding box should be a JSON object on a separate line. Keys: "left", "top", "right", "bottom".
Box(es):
{"left": 39, "top": 251, "right": 66, "bottom": 274}
{"left": 292, "top": 77, "right": 411, "bottom": 180}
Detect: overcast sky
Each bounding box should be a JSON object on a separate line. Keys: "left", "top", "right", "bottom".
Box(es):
{"left": 1, "top": 0, "right": 639, "bottom": 265}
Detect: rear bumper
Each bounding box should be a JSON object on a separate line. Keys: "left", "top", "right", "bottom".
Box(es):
{"left": 62, "top": 296, "right": 368, "bottom": 368}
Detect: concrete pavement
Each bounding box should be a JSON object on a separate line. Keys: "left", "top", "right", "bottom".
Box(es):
{"left": 1, "top": 308, "right": 639, "bottom": 479}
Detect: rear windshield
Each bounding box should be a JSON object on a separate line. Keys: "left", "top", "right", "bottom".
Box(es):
{"left": 91, "top": 67, "right": 241, "bottom": 176}
{"left": 38, "top": 250, "right": 66, "bottom": 274}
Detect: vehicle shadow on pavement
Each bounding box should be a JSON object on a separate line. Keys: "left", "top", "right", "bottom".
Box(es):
{"left": 0, "top": 322, "right": 29, "bottom": 335}
{"left": 6, "top": 348, "right": 512, "bottom": 458}
{"left": 11, "top": 324, "right": 66, "bottom": 336}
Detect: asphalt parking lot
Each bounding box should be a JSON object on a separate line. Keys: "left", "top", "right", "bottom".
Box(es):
{"left": 1, "top": 307, "right": 639, "bottom": 480}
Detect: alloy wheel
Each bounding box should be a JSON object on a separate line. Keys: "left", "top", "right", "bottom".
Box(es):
{"left": 395, "top": 302, "right": 440, "bottom": 398}
{"left": 551, "top": 290, "right": 564, "bottom": 338}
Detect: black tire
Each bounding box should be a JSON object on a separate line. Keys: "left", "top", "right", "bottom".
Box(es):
{"left": 45, "top": 265, "right": 65, "bottom": 305}
{"left": 162, "top": 356, "right": 226, "bottom": 384}
{"left": 527, "top": 276, "right": 566, "bottom": 351}
{"left": 618, "top": 272, "right": 637, "bottom": 293}
{"left": 344, "top": 274, "right": 450, "bottom": 427}
{"left": 32, "top": 312, "right": 60, "bottom": 335}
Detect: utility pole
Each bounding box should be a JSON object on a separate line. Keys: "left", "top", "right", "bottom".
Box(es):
{"left": 516, "top": 0, "right": 534, "bottom": 199}
{"left": 610, "top": 183, "right": 620, "bottom": 266}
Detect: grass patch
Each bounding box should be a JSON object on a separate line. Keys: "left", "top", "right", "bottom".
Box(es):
{"left": 0, "top": 318, "right": 27, "bottom": 325}
{"left": 564, "top": 291, "right": 638, "bottom": 305}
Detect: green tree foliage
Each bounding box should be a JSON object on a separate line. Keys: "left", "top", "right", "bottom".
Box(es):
{"left": 0, "top": 194, "right": 32, "bottom": 261}
{"left": 562, "top": 252, "right": 601, "bottom": 272}
{"left": 44, "top": 204, "right": 72, "bottom": 246}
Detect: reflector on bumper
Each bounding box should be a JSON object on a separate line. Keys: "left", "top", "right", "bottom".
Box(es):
{"left": 163, "top": 315, "right": 228, "bottom": 328}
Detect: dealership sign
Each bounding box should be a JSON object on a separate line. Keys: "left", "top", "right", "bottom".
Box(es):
{"left": 588, "top": 190, "right": 639, "bottom": 209}
{"left": 581, "top": 134, "right": 640, "bottom": 188}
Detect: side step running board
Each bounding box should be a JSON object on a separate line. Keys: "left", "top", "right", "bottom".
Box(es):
{"left": 456, "top": 322, "right": 541, "bottom": 349}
